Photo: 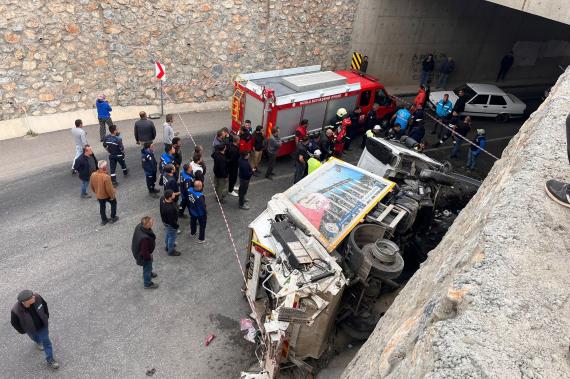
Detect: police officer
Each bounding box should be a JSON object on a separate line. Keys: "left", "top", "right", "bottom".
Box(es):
{"left": 141, "top": 142, "right": 160, "bottom": 197}
{"left": 103, "top": 124, "right": 128, "bottom": 186}
{"left": 159, "top": 145, "right": 176, "bottom": 187}
{"left": 178, "top": 163, "right": 194, "bottom": 217}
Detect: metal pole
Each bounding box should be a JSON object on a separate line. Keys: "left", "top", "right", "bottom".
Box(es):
{"left": 160, "top": 79, "right": 164, "bottom": 116}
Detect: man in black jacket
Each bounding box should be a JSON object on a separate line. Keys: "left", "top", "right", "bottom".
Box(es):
{"left": 103, "top": 124, "right": 128, "bottom": 186}
{"left": 212, "top": 143, "right": 229, "bottom": 203}
{"left": 452, "top": 89, "right": 467, "bottom": 114}
{"left": 238, "top": 152, "right": 253, "bottom": 210}
{"left": 11, "top": 290, "right": 59, "bottom": 369}
{"left": 226, "top": 135, "right": 240, "bottom": 196}
{"left": 162, "top": 164, "right": 180, "bottom": 201}
{"left": 160, "top": 189, "right": 181, "bottom": 256}
{"left": 131, "top": 216, "right": 158, "bottom": 289}
{"left": 73, "top": 144, "right": 97, "bottom": 198}
{"left": 134, "top": 111, "right": 156, "bottom": 145}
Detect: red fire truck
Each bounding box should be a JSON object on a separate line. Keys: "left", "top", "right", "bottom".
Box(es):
{"left": 231, "top": 65, "right": 396, "bottom": 156}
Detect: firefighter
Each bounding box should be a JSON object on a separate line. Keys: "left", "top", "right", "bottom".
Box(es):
{"left": 295, "top": 119, "right": 309, "bottom": 144}
{"left": 333, "top": 117, "right": 351, "bottom": 158}
{"left": 330, "top": 108, "right": 347, "bottom": 131}
{"left": 103, "top": 124, "right": 128, "bottom": 186}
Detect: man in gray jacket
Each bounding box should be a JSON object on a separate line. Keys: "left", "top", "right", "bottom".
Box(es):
{"left": 134, "top": 111, "right": 156, "bottom": 145}
{"left": 71, "top": 119, "right": 88, "bottom": 174}
{"left": 163, "top": 114, "right": 174, "bottom": 152}
{"left": 10, "top": 290, "right": 59, "bottom": 369}
{"left": 265, "top": 127, "right": 282, "bottom": 179}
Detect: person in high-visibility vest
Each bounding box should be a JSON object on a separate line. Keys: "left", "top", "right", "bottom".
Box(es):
{"left": 365, "top": 124, "right": 382, "bottom": 138}
{"left": 307, "top": 149, "right": 322, "bottom": 175}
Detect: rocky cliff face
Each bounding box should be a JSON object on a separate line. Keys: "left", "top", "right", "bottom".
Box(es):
{"left": 342, "top": 69, "right": 570, "bottom": 378}
{"left": 0, "top": 0, "right": 356, "bottom": 119}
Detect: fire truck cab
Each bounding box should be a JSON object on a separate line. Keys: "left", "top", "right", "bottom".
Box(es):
{"left": 231, "top": 65, "right": 396, "bottom": 156}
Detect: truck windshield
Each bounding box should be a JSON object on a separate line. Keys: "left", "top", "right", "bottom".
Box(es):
{"left": 453, "top": 84, "right": 476, "bottom": 100}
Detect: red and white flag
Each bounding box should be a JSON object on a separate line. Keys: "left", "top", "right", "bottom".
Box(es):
{"left": 155, "top": 61, "right": 165, "bottom": 80}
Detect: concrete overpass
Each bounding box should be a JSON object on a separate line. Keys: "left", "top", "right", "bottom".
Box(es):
{"left": 486, "top": 0, "right": 570, "bottom": 25}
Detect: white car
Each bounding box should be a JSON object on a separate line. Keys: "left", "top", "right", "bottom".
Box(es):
{"left": 429, "top": 83, "right": 527, "bottom": 122}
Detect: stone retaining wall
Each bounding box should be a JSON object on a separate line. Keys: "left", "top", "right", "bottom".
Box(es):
{"left": 341, "top": 69, "right": 570, "bottom": 378}
{"left": 0, "top": 0, "right": 356, "bottom": 121}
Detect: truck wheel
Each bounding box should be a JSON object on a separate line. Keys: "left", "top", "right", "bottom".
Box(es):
{"left": 496, "top": 113, "right": 510, "bottom": 123}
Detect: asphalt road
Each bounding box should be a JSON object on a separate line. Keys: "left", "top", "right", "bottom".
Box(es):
{"left": 0, "top": 91, "right": 543, "bottom": 378}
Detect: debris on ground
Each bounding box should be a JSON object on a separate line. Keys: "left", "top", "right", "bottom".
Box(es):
{"left": 240, "top": 318, "right": 257, "bottom": 343}
{"left": 205, "top": 334, "right": 215, "bottom": 346}
{"left": 145, "top": 367, "right": 156, "bottom": 376}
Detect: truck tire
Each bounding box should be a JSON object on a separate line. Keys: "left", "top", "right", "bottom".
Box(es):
{"left": 364, "top": 240, "right": 405, "bottom": 280}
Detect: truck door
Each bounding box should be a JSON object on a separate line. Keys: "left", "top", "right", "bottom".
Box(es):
{"left": 242, "top": 93, "right": 265, "bottom": 129}
{"left": 358, "top": 90, "right": 372, "bottom": 114}
{"left": 373, "top": 87, "right": 395, "bottom": 120}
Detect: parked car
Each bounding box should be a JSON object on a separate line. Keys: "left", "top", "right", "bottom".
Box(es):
{"left": 429, "top": 83, "right": 526, "bottom": 122}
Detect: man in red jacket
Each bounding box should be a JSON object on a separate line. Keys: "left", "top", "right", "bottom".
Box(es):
{"left": 131, "top": 216, "right": 158, "bottom": 289}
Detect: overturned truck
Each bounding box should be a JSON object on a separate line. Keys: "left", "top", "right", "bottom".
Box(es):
{"left": 241, "top": 137, "right": 481, "bottom": 378}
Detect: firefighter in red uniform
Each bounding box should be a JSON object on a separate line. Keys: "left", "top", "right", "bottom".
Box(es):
{"left": 333, "top": 116, "right": 351, "bottom": 158}
{"left": 294, "top": 119, "right": 309, "bottom": 143}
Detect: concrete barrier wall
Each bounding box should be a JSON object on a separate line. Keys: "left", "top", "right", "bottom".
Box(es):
{"left": 352, "top": 0, "right": 570, "bottom": 86}
{"left": 341, "top": 68, "right": 570, "bottom": 378}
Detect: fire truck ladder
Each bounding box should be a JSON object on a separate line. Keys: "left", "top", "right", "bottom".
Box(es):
{"left": 231, "top": 86, "right": 244, "bottom": 122}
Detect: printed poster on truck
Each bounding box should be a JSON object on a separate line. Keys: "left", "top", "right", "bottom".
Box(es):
{"left": 284, "top": 159, "right": 395, "bottom": 251}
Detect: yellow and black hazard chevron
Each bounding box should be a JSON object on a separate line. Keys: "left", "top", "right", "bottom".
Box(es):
{"left": 351, "top": 52, "right": 363, "bottom": 70}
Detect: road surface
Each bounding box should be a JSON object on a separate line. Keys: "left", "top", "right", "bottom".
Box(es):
{"left": 0, "top": 91, "right": 542, "bottom": 378}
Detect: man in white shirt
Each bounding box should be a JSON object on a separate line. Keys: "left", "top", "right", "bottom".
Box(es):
{"left": 163, "top": 114, "right": 175, "bottom": 152}
{"left": 71, "top": 119, "right": 88, "bottom": 174}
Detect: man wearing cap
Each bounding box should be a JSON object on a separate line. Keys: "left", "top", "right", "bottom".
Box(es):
{"left": 11, "top": 290, "right": 59, "bottom": 369}
{"left": 307, "top": 150, "right": 322, "bottom": 175}
{"left": 96, "top": 94, "right": 113, "bottom": 142}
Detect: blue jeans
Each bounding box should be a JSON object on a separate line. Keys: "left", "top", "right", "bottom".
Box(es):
{"left": 164, "top": 225, "right": 177, "bottom": 254}
{"left": 80, "top": 179, "right": 89, "bottom": 195}
{"left": 420, "top": 70, "right": 431, "bottom": 86}
{"left": 438, "top": 73, "right": 449, "bottom": 88}
{"left": 467, "top": 150, "right": 478, "bottom": 169}
{"left": 451, "top": 138, "right": 462, "bottom": 158}
{"left": 143, "top": 261, "right": 153, "bottom": 286}
{"left": 28, "top": 327, "right": 54, "bottom": 362}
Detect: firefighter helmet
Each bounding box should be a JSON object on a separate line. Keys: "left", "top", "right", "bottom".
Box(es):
{"left": 336, "top": 108, "right": 347, "bottom": 118}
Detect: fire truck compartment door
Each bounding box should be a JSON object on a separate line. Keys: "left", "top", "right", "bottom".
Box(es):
{"left": 243, "top": 93, "right": 265, "bottom": 129}
{"left": 276, "top": 106, "right": 303, "bottom": 139}
{"left": 324, "top": 95, "right": 358, "bottom": 126}
{"left": 302, "top": 102, "right": 328, "bottom": 134}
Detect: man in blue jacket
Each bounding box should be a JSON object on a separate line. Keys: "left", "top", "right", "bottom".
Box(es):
{"left": 433, "top": 93, "right": 453, "bottom": 136}
{"left": 188, "top": 180, "right": 207, "bottom": 243}
{"left": 238, "top": 152, "right": 253, "bottom": 210}
{"left": 159, "top": 146, "right": 176, "bottom": 186}
{"left": 178, "top": 163, "right": 195, "bottom": 217}
{"left": 141, "top": 142, "right": 160, "bottom": 197}
{"left": 467, "top": 129, "right": 487, "bottom": 171}
{"left": 103, "top": 124, "right": 128, "bottom": 186}
{"left": 96, "top": 94, "right": 113, "bottom": 142}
